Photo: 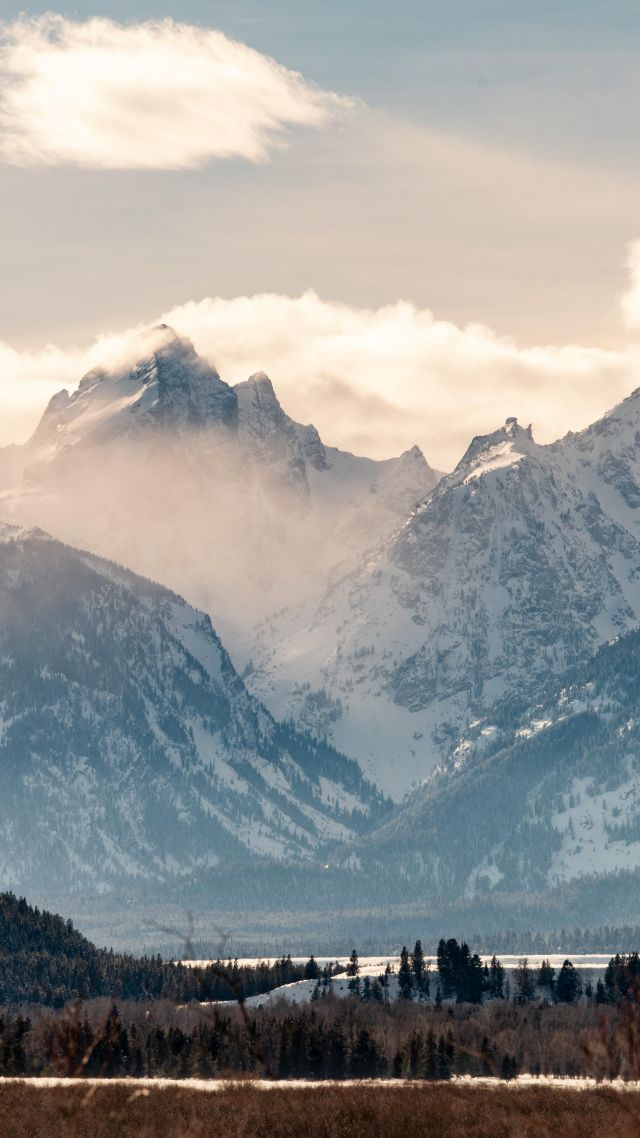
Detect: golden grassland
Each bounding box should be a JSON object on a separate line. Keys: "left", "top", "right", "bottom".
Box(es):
{"left": 2, "top": 1082, "right": 640, "bottom": 1138}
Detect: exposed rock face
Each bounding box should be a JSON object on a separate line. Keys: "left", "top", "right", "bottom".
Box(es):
{"left": 235, "top": 372, "right": 310, "bottom": 499}
{"left": 356, "top": 625, "right": 640, "bottom": 905}
{"left": 0, "top": 524, "right": 382, "bottom": 896}
{"left": 247, "top": 402, "right": 640, "bottom": 796}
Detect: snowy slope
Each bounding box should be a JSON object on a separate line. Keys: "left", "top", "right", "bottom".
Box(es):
{"left": 355, "top": 625, "right": 640, "bottom": 896}
{"left": 0, "top": 524, "right": 383, "bottom": 897}
{"left": 247, "top": 408, "right": 640, "bottom": 796}
{"left": 0, "top": 327, "right": 439, "bottom": 658}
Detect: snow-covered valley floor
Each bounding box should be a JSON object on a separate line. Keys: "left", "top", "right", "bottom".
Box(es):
{"left": 183, "top": 954, "right": 615, "bottom": 971}
{"left": 2, "top": 1076, "right": 640, "bottom": 1091}
{"left": 179, "top": 954, "right": 613, "bottom": 1008}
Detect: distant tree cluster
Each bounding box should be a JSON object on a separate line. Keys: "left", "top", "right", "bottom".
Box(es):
{"left": 0, "top": 1002, "right": 517, "bottom": 1081}
{"left": 471, "top": 924, "right": 640, "bottom": 956}
{"left": 5, "top": 994, "right": 640, "bottom": 1082}
{"left": 0, "top": 893, "right": 339, "bottom": 1008}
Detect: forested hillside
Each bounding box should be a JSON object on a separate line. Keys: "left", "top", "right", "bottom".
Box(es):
{"left": 357, "top": 626, "right": 640, "bottom": 907}
{"left": 0, "top": 893, "right": 315, "bottom": 1007}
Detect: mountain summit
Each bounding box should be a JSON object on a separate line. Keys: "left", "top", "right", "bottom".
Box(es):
{"left": 0, "top": 325, "right": 439, "bottom": 658}
{"left": 24, "top": 327, "right": 237, "bottom": 477}
{"left": 247, "top": 393, "right": 640, "bottom": 795}
{"left": 446, "top": 417, "right": 538, "bottom": 487}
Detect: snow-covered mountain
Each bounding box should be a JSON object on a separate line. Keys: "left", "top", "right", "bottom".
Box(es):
{"left": 356, "top": 624, "right": 640, "bottom": 905}
{"left": 0, "top": 523, "right": 384, "bottom": 897}
{"left": 8, "top": 316, "right": 640, "bottom": 816}
{"left": 247, "top": 396, "right": 640, "bottom": 796}
{"left": 0, "top": 327, "right": 439, "bottom": 655}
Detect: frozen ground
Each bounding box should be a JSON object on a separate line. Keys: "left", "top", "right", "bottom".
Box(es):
{"left": 2, "top": 1076, "right": 640, "bottom": 1091}
{"left": 180, "top": 954, "right": 613, "bottom": 1008}
{"left": 183, "top": 954, "right": 614, "bottom": 971}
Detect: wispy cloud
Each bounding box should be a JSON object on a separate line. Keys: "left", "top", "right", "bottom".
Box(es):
{"left": 0, "top": 15, "right": 354, "bottom": 170}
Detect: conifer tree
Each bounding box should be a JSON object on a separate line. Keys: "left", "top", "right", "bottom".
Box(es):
{"left": 408, "top": 1031, "right": 424, "bottom": 1077}
{"left": 487, "top": 955, "right": 505, "bottom": 999}
{"left": 437, "top": 1034, "right": 452, "bottom": 1079}
{"left": 392, "top": 1049, "right": 404, "bottom": 1079}
{"left": 514, "top": 958, "right": 535, "bottom": 1003}
{"left": 304, "top": 955, "right": 320, "bottom": 980}
{"left": 556, "top": 959, "right": 579, "bottom": 1004}
{"left": 346, "top": 949, "right": 359, "bottom": 977}
{"left": 536, "top": 959, "right": 556, "bottom": 1000}
{"left": 411, "top": 939, "right": 426, "bottom": 994}
{"left": 326, "top": 1023, "right": 348, "bottom": 1079}
{"left": 425, "top": 1030, "right": 438, "bottom": 1080}
{"left": 398, "top": 946, "right": 414, "bottom": 999}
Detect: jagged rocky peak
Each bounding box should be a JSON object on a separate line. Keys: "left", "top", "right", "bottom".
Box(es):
{"left": 122, "top": 324, "right": 237, "bottom": 428}
{"left": 234, "top": 373, "right": 333, "bottom": 472}
{"left": 26, "top": 389, "right": 73, "bottom": 449}
{"left": 23, "top": 325, "right": 238, "bottom": 464}
{"left": 235, "top": 371, "right": 310, "bottom": 493}
{"left": 446, "top": 415, "right": 539, "bottom": 486}
{"left": 0, "top": 521, "right": 26, "bottom": 543}
{"left": 235, "top": 371, "right": 286, "bottom": 424}
{"left": 393, "top": 444, "right": 436, "bottom": 476}
{"left": 404, "top": 443, "right": 426, "bottom": 459}
{"left": 244, "top": 369, "right": 274, "bottom": 389}
{"left": 369, "top": 444, "right": 439, "bottom": 509}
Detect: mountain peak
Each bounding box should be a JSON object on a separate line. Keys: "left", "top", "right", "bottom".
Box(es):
{"left": 448, "top": 416, "right": 539, "bottom": 486}
{"left": 235, "top": 372, "right": 286, "bottom": 420}
{"left": 26, "top": 389, "right": 72, "bottom": 449}
{"left": 24, "top": 325, "right": 236, "bottom": 463}
{"left": 505, "top": 416, "right": 534, "bottom": 441}
{"left": 396, "top": 444, "right": 432, "bottom": 470}
{"left": 235, "top": 371, "right": 281, "bottom": 410}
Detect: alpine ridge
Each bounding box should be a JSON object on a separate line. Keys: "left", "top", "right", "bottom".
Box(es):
{"left": 0, "top": 523, "right": 384, "bottom": 897}
{"left": 247, "top": 399, "right": 640, "bottom": 795}
{"left": 351, "top": 623, "right": 640, "bottom": 924}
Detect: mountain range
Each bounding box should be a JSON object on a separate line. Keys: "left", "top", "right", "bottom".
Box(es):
{"left": 3, "top": 324, "right": 640, "bottom": 938}
{"left": 0, "top": 325, "right": 439, "bottom": 652}
{"left": 247, "top": 397, "right": 640, "bottom": 793}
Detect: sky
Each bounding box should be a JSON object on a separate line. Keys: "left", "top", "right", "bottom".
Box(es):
{"left": 1, "top": 1, "right": 640, "bottom": 466}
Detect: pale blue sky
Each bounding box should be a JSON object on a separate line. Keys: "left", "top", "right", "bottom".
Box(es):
{"left": 3, "top": 0, "right": 637, "bottom": 163}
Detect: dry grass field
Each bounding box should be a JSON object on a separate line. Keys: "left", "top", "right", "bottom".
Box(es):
{"left": 2, "top": 1082, "right": 640, "bottom": 1138}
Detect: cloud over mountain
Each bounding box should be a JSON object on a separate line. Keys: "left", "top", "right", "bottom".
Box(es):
{"left": 0, "top": 286, "right": 637, "bottom": 467}
{"left": 161, "top": 291, "right": 634, "bottom": 467}
{"left": 0, "top": 15, "right": 354, "bottom": 170}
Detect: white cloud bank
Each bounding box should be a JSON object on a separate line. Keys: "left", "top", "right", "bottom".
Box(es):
{"left": 0, "top": 15, "right": 353, "bottom": 169}
{"left": 162, "top": 294, "right": 636, "bottom": 467}
{"left": 1, "top": 277, "right": 638, "bottom": 469}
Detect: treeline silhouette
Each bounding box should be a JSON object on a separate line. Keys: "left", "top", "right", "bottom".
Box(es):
{"left": 5, "top": 988, "right": 640, "bottom": 1081}
{"left": 4, "top": 889, "right": 640, "bottom": 1012}
{"left": 0, "top": 893, "right": 335, "bottom": 1007}
{"left": 471, "top": 924, "right": 640, "bottom": 955}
